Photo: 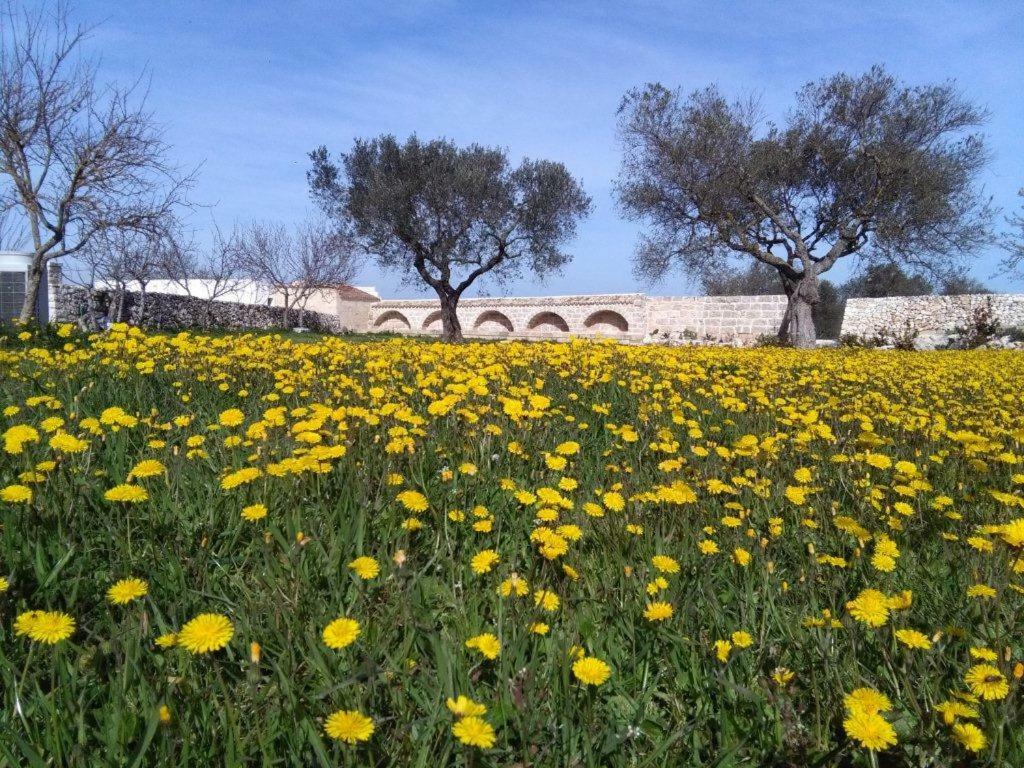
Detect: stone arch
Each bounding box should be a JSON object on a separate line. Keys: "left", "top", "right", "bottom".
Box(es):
{"left": 374, "top": 310, "right": 411, "bottom": 330}
{"left": 583, "top": 309, "right": 629, "bottom": 334}
{"left": 421, "top": 310, "right": 443, "bottom": 332}
{"left": 527, "top": 311, "right": 570, "bottom": 333}
{"left": 473, "top": 310, "right": 514, "bottom": 334}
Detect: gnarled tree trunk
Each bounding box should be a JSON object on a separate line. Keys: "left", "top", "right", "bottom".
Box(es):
{"left": 779, "top": 275, "right": 819, "bottom": 348}
{"left": 437, "top": 290, "right": 464, "bottom": 342}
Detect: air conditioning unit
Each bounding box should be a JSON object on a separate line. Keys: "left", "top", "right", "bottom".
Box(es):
{"left": 0, "top": 251, "right": 49, "bottom": 323}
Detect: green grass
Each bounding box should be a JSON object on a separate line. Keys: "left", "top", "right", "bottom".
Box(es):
{"left": 0, "top": 326, "right": 1022, "bottom": 766}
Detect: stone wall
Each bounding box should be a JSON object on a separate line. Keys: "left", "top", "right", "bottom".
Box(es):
{"left": 336, "top": 297, "right": 375, "bottom": 332}
{"left": 53, "top": 287, "right": 350, "bottom": 334}
{"left": 841, "top": 294, "right": 1024, "bottom": 338}
{"left": 645, "top": 295, "right": 788, "bottom": 340}
{"left": 371, "top": 294, "right": 649, "bottom": 339}
{"left": 370, "top": 293, "right": 786, "bottom": 342}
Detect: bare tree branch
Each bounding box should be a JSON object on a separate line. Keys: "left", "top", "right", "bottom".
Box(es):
{"left": 235, "top": 218, "right": 361, "bottom": 328}
{"left": 0, "top": 0, "right": 192, "bottom": 322}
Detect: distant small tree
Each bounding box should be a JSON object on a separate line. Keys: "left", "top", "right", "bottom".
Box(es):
{"left": 938, "top": 274, "right": 990, "bottom": 296}
{"left": 843, "top": 263, "right": 934, "bottom": 298}
{"left": 308, "top": 135, "right": 592, "bottom": 341}
{"left": 0, "top": 1, "right": 190, "bottom": 323}
{"left": 702, "top": 262, "right": 783, "bottom": 296}
{"left": 813, "top": 279, "right": 843, "bottom": 339}
{"left": 236, "top": 219, "right": 359, "bottom": 327}
{"left": 159, "top": 225, "right": 245, "bottom": 328}
{"left": 74, "top": 228, "right": 167, "bottom": 322}
{"left": 1001, "top": 189, "right": 1024, "bottom": 278}
{"left": 616, "top": 66, "right": 992, "bottom": 347}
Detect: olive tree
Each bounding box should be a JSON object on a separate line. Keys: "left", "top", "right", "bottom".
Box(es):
{"left": 616, "top": 66, "right": 992, "bottom": 346}
{"left": 308, "top": 135, "right": 592, "bottom": 341}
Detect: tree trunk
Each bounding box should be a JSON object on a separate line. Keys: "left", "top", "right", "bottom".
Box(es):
{"left": 138, "top": 284, "right": 147, "bottom": 325}
{"left": 779, "top": 275, "right": 819, "bottom": 348}
{"left": 113, "top": 288, "right": 126, "bottom": 323}
{"left": 438, "top": 291, "right": 464, "bottom": 342}
{"left": 18, "top": 261, "right": 45, "bottom": 324}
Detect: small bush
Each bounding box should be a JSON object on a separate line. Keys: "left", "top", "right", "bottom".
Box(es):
{"left": 754, "top": 333, "right": 790, "bottom": 348}
{"left": 945, "top": 298, "right": 1001, "bottom": 349}
{"left": 891, "top": 320, "right": 920, "bottom": 351}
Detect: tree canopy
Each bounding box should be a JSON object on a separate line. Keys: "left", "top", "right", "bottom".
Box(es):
{"left": 308, "top": 135, "right": 591, "bottom": 341}
{"left": 616, "top": 66, "right": 993, "bottom": 346}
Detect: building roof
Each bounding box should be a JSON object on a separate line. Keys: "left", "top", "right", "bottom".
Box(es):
{"left": 337, "top": 285, "right": 379, "bottom": 302}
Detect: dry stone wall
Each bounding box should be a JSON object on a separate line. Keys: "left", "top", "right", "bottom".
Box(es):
{"left": 841, "top": 294, "right": 1024, "bottom": 338}
{"left": 53, "top": 287, "right": 349, "bottom": 334}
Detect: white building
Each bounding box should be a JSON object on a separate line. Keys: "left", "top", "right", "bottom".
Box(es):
{"left": 94, "top": 278, "right": 274, "bottom": 306}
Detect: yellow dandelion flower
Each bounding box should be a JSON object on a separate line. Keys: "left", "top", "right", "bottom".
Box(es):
{"left": 446, "top": 695, "right": 487, "bottom": 717}
{"left": 104, "top": 484, "right": 149, "bottom": 503}
{"left": 643, "top": 601, "right": 673, "bottom": 622}
{"left": 13, "top": 609, "right": 75, "bottom": 644}
{"left": 894, "top": 629, "right": 931, "bottom": 650}
{"left": 176, "top": 613, "right": 234, "bottom": 654}
{"left": 241, "top": 503, "right": 268, "bottom": 521}
{"left": 322, "top": 617, "right": 361, "bottom": 650}
{"left": 452, "top": 716, "right": 496, "bottom": 748}
{"left": 846, "top": 589, "right": 891, "bottom": 628}
{"left": 843, "top": 710, "right": 897, "bottom": 751}
{"left": 964, "top": 664, "right": 1009, "bottom": 701}
{"left": 106, "top": 577, "right": 149, "bottom": 605}
{"left": 470, "top": 549, "right": 500, "bottom": 575}
{"left": 572, "top": 655, "right": 611, "bottom": 686}
{"left": 348, "top": 556, "right": 380, "bottom": 580}
{"left": 324, "top": 709, "right": 374, "bottom": 744}
{"left": 465, "top": 633, "right": 501, "bottom": 660}
{"left": 1, "top": 484, "right": 32, "bottom": 503}
{"left": 952, "top": 722, "right": 987, "bottom": 753}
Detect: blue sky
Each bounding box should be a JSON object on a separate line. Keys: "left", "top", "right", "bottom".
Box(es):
{"left": 76, "top": 0, "right": 1024, "bottom": 297}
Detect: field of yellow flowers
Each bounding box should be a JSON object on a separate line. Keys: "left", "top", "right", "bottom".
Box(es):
{"left": 1, "top": 324, "right": 1023, "bottom": 767}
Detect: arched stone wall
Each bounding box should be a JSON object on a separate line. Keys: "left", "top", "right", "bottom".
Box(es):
{"left": 374, "top": 310, "right": 411, "bottom": 330}
{"left": 584, "top": 309, "right": 629, "bottom": 334}
{"left": 527, "top": 311, "right": 570, "bottom": 333}
{"left": 369, "top": 292, "right": 788, "bottom": 342}
{"left": 474, "top": 310, "right": 514, "bottom": 334}
{"left": 421, "top": 310, "right": 443, "bottom": 332}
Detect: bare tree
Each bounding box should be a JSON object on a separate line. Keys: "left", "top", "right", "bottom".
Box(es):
{"left": 236, "top": 219, "right": 360, "bottom": 328}
{"left": 0, "top": 1, "right": 190, "bottom": 323}
{"left": 1001, "top": 189, "right": 1024, "bottom": 278}
{"left": 616, "top": 66, "right": 993, "bottom": 346}
{"left": 74, "top": 227, "right": 166, "bottom": 322}
{"left": 160, "top": 224, "right": 244, "bottom": 328}
{"left": 308, "top": 136, "right": 592, "bottom": 341}
{"left": 0, "top": 206, "right": 26, "bottom": 249}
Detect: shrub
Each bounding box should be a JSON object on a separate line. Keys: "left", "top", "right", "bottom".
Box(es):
{"left": 947, "top": 297, "right": 1001, "bottom": 349}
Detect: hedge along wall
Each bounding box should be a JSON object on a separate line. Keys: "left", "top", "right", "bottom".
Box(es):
{"left": 53, "top": 287, "right": 349, "bottom": 334}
